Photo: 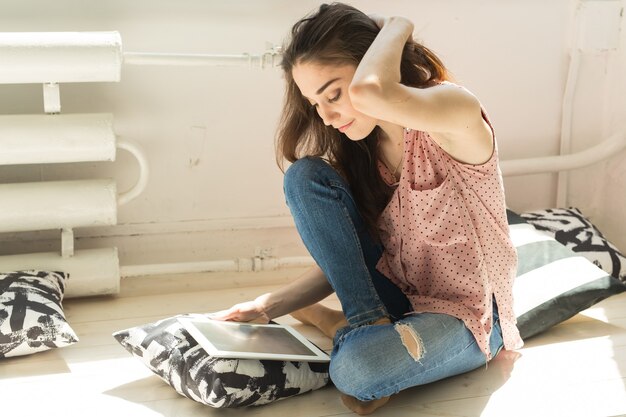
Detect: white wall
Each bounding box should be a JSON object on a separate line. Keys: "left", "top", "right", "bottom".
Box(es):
{"left": 567, "top": 1, "right": 626, "bottom": 249}
{"left": 0, "top": 0, "right": 624, "bottom": 266}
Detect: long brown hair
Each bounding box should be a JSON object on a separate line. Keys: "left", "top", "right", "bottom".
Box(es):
{"left": 276, "top": 2, "right": 449, "bottom": 238}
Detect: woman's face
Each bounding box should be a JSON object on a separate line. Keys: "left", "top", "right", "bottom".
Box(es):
{"left": 291, "top": 61, "right": 378, "bottom": 141}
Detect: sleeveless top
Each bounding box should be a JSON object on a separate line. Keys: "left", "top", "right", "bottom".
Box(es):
{"left": 376, "top": 94, "right": 524, "bottom": 358}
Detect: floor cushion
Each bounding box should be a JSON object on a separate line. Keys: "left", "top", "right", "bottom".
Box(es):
{"left": 520, "top": 207, "right": 626, "bottom": 282}
{"left": 0, "top": 270, "right": 78, "bottom": 358}
{"left": 508, "top": 210, "right": 625, "bottom": 339}
{"left": 112, "top": 314, "right": 330, "bottom": 408}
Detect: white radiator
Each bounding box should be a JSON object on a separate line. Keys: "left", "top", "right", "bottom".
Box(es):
{"left": 0, "top": 114, "right": 116, "bottom": 164}
{"left": 0, "top": 31, "right": 147, "bottom": 298}
{"left": 0, "top": 31, "right": 122, "bottom": 83}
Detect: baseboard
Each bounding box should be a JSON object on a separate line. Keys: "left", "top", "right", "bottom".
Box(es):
{"left": 0, "top": 216, "right": 308, "bottom": 266}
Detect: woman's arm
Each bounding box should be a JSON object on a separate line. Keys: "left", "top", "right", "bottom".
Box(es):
{"left": 259, "top": 265, "right": 334, "bottom": 319}
{"left": 211, "top": 265, "right": 334, "bottom": 322}
{"left": 349, "top": 16, "right": 493, "bottom": 165}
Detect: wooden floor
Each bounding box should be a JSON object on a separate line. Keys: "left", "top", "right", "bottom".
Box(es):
{"left": 2, "top": 268, "right": 626, "bottom": 417}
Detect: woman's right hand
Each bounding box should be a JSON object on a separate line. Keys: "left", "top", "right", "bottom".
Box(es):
{"left": 210, "top": 266, "right": 333, "bottom": 324}
{"left": 209, "top": 293, "right": 271, "bottom": 324}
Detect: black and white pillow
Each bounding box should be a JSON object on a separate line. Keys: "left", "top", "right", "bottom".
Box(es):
{"left": 112, "top": 314, "right": 330, "bottom": 408}
{"left": 0, "top": 270, "right": 78, "bottom": 358}
{"left": 507, "top": 211, "right": 626, "bottom": 340}
{"left": 520, "top": 208, "right": 626, "bottom": 282}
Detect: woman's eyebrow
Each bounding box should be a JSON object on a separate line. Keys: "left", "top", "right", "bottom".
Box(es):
{"left": 316, "top": 77, "right": 341, "bottom": 95}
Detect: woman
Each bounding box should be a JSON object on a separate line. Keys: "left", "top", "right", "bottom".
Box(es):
{"left": 213, "top": 3, "right": 523, "bottom": 414}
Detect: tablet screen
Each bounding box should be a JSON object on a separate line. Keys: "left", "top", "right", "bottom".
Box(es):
{"left": 178, "top": 317, "right": 330, "bottom": 362}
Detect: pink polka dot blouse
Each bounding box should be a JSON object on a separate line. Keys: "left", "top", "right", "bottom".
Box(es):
{"left": 376, "top": 93, "right": 524, "bottom": 358}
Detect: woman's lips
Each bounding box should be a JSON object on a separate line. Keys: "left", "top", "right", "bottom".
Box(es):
{"left": 338, "top": 120, "right": 354, "bottom": 133}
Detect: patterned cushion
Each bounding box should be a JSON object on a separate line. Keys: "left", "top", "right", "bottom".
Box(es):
{"left": 112, "top": 314, "right": 330, "bottom": 408}
{"left": 520, "top": 208, "right": 626, "bottom": 282}
{"left": 507, "top": 211, "right": 626, "bottom": 340}
{"left": 0, "top": 270, "right": 78, "bottom": 358}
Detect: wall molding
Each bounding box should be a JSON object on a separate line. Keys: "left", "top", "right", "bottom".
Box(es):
{"left": 0, "top": 214, "right": 296, "bottom": 242}
{"left": 0, "top": 215, "right": 305, "bottom": 266}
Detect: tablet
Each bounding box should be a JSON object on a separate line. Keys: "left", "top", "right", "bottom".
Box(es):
{"left": 178, "top": 317, "right": 330, "bottom": 362}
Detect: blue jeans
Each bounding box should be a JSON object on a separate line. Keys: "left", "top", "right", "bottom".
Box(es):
{"left": 284, "top": 157, "right": 504, "bottom": 401}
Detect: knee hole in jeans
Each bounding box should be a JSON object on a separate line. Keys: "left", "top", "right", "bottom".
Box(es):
{"left": 395, "top": 323, "right": 425, "bottom": 361}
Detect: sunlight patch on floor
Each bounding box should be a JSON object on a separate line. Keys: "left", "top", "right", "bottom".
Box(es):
{"left": 579, "top": 306, "right": 610, "bottom": 322}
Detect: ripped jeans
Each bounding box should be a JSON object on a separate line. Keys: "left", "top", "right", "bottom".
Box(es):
{"left": 284, "top": 157, "right": 504, "bottom": 401}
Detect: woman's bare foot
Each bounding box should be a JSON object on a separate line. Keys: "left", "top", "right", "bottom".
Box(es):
{"left": 291, "top": 305, "right": 392, "bottom": 339}
{"left": 341, "top": 394, "right": 391, "bottom": 415}
{"left": 290, "top": 303, "right": 348, "bottom": 339}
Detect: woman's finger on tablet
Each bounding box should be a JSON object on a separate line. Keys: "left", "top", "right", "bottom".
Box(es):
{"left": 209, "top": 300, "right": 270, "bottom": 323}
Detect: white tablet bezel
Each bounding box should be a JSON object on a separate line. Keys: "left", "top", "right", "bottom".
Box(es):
{"left": 178, "top": 317, "right": 330, "bottom": 362}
